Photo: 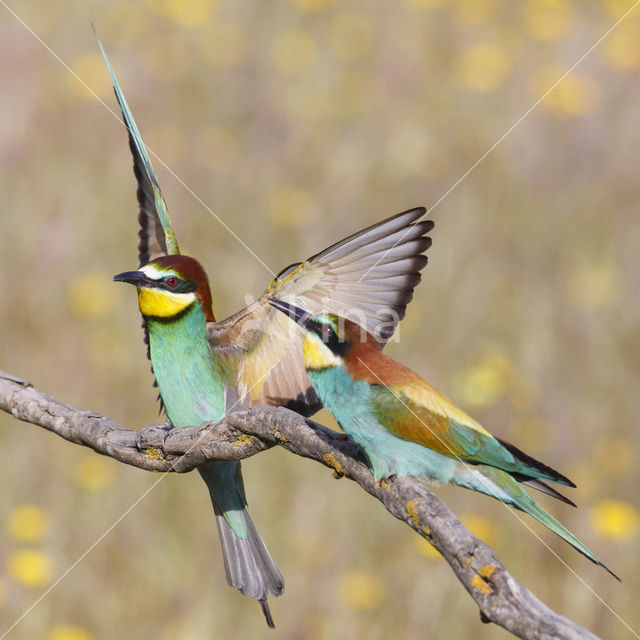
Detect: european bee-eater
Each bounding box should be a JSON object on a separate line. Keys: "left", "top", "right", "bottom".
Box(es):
{"left": 103, "top": 40, "right": 435, "bottom": 624}
{"left": 268, "top": 301, "right": 618, "bottom": 579}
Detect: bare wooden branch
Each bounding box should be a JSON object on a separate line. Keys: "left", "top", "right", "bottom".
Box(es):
{"left": 0, "top": 369, "right": 599, "bottom": 640}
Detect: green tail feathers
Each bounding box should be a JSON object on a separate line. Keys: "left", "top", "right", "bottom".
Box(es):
{"left": 463, "top": 465, "right": 619, "bottom": 580}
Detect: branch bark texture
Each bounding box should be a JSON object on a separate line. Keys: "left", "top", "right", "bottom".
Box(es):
{"left": 0, "top": 370, "right": 599, "bottom": 640}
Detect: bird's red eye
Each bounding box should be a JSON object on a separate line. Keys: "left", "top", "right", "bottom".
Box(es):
{"left": 166, "top": 277, "right": 178, "bottom": 287}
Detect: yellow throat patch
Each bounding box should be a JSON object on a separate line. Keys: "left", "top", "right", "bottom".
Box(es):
{"left": 303, "top": 334, "right": 342, "bottom": 370}
{"left": 137, "top": 287, "right": 195, "bottom": 318}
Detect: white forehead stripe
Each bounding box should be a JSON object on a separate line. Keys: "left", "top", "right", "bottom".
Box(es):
{"left": 141, "top": 263, "right": 173, "bottom": 279}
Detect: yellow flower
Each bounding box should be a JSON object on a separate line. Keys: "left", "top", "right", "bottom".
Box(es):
{"left": 457, "top": 44, "right": 512, "bottom": 92}
{"left": 153, "top": 0, "right": 216, "bottom": 28}
{"left": 532, "top": 66, "right": 600, "bottom": 116}
{"left": 338, "top": 569, "right": 385, "bottom": 610}
{"left": 603, "top": 0, "right": 639, "bottom": 19}
{"left": 68, "top": 53, "right": 114, "bottom": 100}
{"left": 199, "top": 22, "right": 247, "bottom": 68}
{"left": 590, "top": 500, "right": 640, "bottom": 542}
{"left": 47, "top": 625, "right": 94, "bottom": 640}
{"left": 604, "top": 23, "right": 640, "bottom": 70}
{"left": 567, "top": 261, "right": 622, "bottom": 308}
{"left": 267, "top": 186, "right": 313, "bottom": 228}
{"left": 8, "top": 505, "right": 49, "bottom": 542}
{"left": 270, "top": 29, "right": 316, "bottom": 76}
{"left": 454, "top": 0, "right": 497, "bottom": 25}
{"left": 329, "top": 14, "right": 374, "bottom": 61}
{"left": 7, "top": 550, "right": 53, "bottom": 587}
{"left": 405, "top": 0, "right": 445, "bottom": 9}
{"left": 461, "top": 513, "right": 499, "bottom": 546}
{"left": 74, "top": 456, "right": 116, "bottom": 492}
{"left": 414, "top": 535, "right": 441, "bottom": 560}
{"left": 453, "top": 352, "right": 511, "bottom": 408}
{"left": 289, "top": 0, "right": 335, "bottom": 11}
{"left": 66, "top": 273, "right": 115, "bottom": 320}
{"left": 525, "top": 0, "right": 572, "bottom": 41}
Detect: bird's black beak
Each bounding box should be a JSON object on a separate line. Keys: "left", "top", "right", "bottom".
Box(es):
{"left": 268, "top": 298, "right": 314, "bottom": 331}
{"left": 113, "top": 270, "right": 148, "bottom": 287}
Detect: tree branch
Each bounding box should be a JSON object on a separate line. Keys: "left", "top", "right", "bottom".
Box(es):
{"left": 0, "top": 369, "right": 599, "bottom": 640}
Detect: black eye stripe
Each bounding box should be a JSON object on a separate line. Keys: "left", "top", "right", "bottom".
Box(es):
{"left": 309, "top": 320, "right": 351, "bottom": 358}
{"left": 157, "top": 278, "right": 198, "bottom": 294}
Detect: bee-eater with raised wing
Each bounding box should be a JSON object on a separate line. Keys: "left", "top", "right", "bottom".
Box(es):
{"left": 102, "top": 40, "right": 435, "bottom": 625}
{"left": 268, "top": 300, "right": 618, "bottom": 579}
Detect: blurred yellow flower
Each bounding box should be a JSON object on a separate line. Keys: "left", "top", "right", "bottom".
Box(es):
{"left": 196, "top": 126, "right": 238, "bottom": 172}
{"left": 567, "top": 261, "right": 621, "bottom": 308}
{"left": 338, "top": 569, "right": 385, "bottom": 610}
{"left": 154, "top": 0, "right": 216, "bottom": 28}
{"left": 74, "top": 456, "right": 116, "bottom": 492}
{"left": 461, "top": 513, "right": 499, "bottom": 546}
{"left": 47, "top": 625, "right": 94, "bottom": 640}
{"left": 453, "top": 352, "right": 511, "bottom": 408}
{"left": 604, "top": 23, "right": 640, "bottom": 70}
{"left": 525, "top": 0, "right": 572, "bottom": 41}
{"left": 414, "top": 535, "right": 441, "bottom": 559}
{"left": 405, "top": 0, "right": 445, "bottom": 9}
{"left": 289, "top": 0, "right": 334, "bottom": 11}
{"left": 199, "top": 22, "right": 247, "bottom": 68}
{"left": 267, "top": 185, "right": 313, "bottom": 228}
{"left": 270, "top": 29, "right": 316, "bottom": 76}
{"left": 7, "top": 550, "right": 53, "bottom": 587}
{"left": 329, "top": 14, "right": 374, "bottom": 61}
{"left": 457, "top": 44, "right": 512, "bottom": 92}
{"left": 66, "top": 273, "right": 114, "bottom": 320}
{"left": 590, "top": 499, "right": 640, "bottom": 542}
{"left": 8, "top": 505, "right": 49, "bottom": 543}
{"left": 532, "top": 67, "right": 600, "bottom": 116}
{"left": 68, "top": 53, "right": 114, "bottom": 100}
{"left": 594, "top": 437, "right": 634, "bottom": 476}
{"left": 454, "top": 0, "right": 497, "bottom": 25}
{"left": 603, "top": 0, "right": 639, "bottom": 19}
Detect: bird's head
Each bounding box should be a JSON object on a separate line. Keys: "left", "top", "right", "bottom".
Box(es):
{"left": 268, "top": 298, "right": 357, "bottom": 371}
{"left": 114, "top": 255, "right": 215, "bottom": 321}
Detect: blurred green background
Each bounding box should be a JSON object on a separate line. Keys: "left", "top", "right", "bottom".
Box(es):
{"left": 1, "top": 0, "right": 639, "bottom": 638}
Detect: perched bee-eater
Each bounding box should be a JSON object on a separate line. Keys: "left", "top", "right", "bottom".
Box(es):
{"left": 102, "top": 41, "right": 435, "bottom": 624}
{"left": 268, "top": 300, "right": 618, "bottom": 578}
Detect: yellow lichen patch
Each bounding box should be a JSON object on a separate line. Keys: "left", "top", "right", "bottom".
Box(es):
{"left": 145, "top": 448, "right": 164, "bottom": 461}
{"left": 461, "top": 555, "right": 474, "bottom": 569}
{"left": 233, "top": 434, "right": 254, "bottom": 447}
{"left": 7, "top": 549, "right": 53, "bottom": 587}
{"left": 323, "top": 453, "right": 347, "bottom": 478}
{"left": 7, "top": 505, "right": 49, "bottom": 543}
{"left": 378, "top": 478, "right": 391, "bottom": 492}
{"left": 270, "top": 427, "right": 289, "bottom": 443}
{"left": 338, "top": 569, "right": 385, "bottom": 611}
{"left": 47, "top": 625, "right": 94, "bottom": 640}
{"left": 405, "top": 498, "right": 423, "bottom": 527}
{"left": 479, "top": 565, "right": 497, "bottom": 579}
{"left": 471, "top": 574, "right": 492, "bottom": 595}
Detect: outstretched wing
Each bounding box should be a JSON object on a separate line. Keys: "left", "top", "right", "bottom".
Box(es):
{"left": 210, "top": 208, "right": 434, "bottom": 415}
{"left": 97, "top": 36, "right": 179, "bottom": 265}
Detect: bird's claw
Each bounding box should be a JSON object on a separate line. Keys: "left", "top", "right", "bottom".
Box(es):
{"left": 136, "top": 421, "right": 174, "bottom": 451}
